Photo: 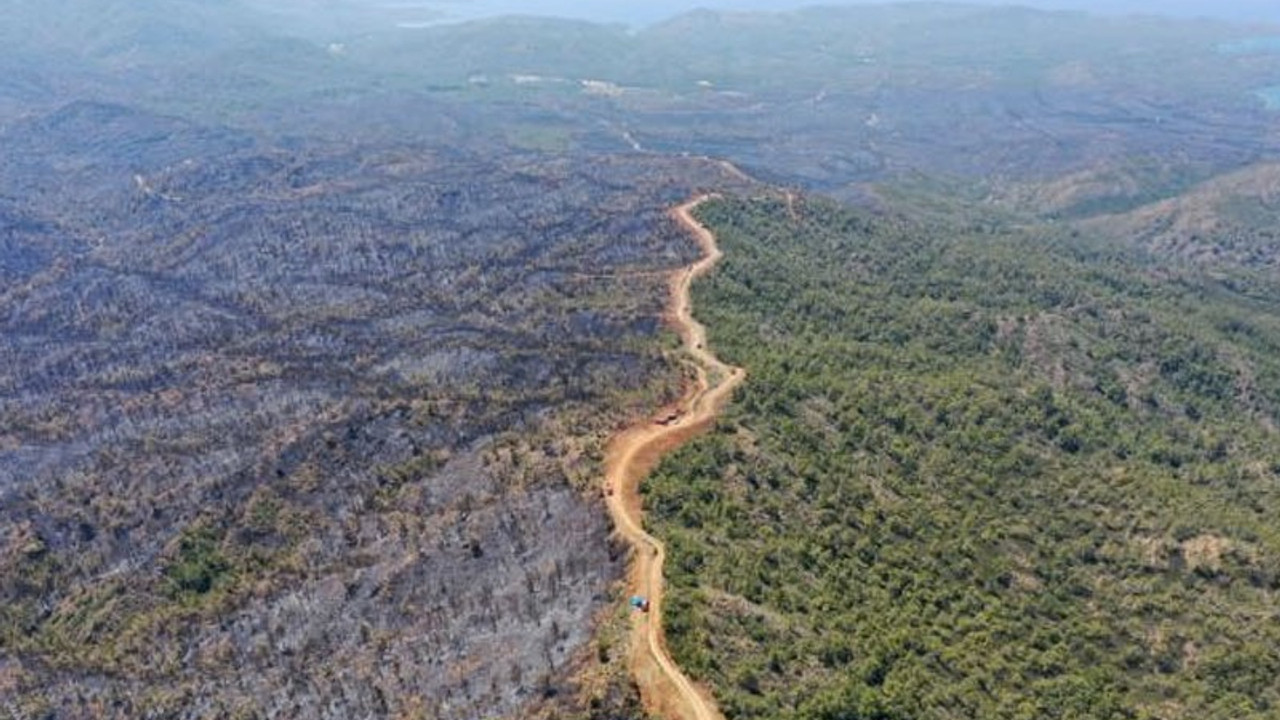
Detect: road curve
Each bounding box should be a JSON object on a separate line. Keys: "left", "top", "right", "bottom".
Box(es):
{"left": 603, "top": 195, "right": 744, "bottom": 720}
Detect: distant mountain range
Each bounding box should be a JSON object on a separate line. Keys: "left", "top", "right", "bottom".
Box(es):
{"left": 318, "top": 0, "right": 1280, "bottom": 28}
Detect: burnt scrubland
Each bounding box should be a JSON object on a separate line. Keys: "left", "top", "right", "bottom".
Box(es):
{"left": 0, "top": 98, "right": 750, "bottom": 716}
{"left": 4, "top": 1, "right": 1280, "bottom": 718}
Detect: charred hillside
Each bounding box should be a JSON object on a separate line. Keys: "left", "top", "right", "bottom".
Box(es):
{"left": 0, "top": 99, "right": 747, "bottom": 717}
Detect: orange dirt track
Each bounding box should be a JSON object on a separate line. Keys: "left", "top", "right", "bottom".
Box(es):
{"left": 603, "top": 195, "right": 744, "bottom": 720}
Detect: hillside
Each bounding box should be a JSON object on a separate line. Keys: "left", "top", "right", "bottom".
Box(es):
{"left": 5, "top": 2, "right": 1280, "bottom": 719}
{"left": 364, "top": 5, "right": 1280, "bottom": 193}
{"left": 0, "top": 97, "right": 754, "bottom": 717}
{"left": 645, "top": 195, "right": 1280, "bottom": 719}
{"left": 1079, "top": 163, "right": 1280, "bottom": 273}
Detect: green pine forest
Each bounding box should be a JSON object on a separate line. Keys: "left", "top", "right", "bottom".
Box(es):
{"left": 643, "top": 195, "right": 1280, "bottom": 720}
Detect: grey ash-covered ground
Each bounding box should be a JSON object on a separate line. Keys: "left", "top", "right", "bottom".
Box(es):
{"left": 0, "top": 99, "right": 744, "bottom": 718}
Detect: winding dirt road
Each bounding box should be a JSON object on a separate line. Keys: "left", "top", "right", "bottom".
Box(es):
{"left": 603, "top": 196, "right": 744, "bottom": 720}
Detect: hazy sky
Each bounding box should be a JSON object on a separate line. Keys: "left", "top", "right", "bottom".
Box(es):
{"left": 381, "top": 0, "right": 1280, "bottom": 27}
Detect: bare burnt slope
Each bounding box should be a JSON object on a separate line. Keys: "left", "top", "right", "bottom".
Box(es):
{"left": 0, "top": 101, "right": 743, "bottom": 718}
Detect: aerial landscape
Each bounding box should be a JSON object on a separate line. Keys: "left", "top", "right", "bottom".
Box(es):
{"left": 2, "top": 1, "right": 1280, "bottom": 718}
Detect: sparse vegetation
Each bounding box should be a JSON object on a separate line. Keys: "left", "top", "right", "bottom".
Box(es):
{"left": 0, "top": 100, "right": 747, "bottom": 716}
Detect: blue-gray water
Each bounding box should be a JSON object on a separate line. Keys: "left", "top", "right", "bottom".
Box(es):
{"left": 1255, "top": 87, "right": 1280, "bottom": 110}
{"left": 1219, "top": 36, "right": 1280, "bottom": 55}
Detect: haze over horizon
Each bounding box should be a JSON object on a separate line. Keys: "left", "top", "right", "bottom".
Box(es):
{"left": 353, "top": 0, "right": 1280, "bottom": 28}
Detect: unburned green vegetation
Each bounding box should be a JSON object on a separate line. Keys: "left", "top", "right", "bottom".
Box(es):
{"left": 645, "top": 195, "right": 1280, "bottom": 720}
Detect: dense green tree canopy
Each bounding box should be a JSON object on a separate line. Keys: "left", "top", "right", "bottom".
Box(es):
{"left": 645, "top": 196, "right": 1280, "bottom": 720}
